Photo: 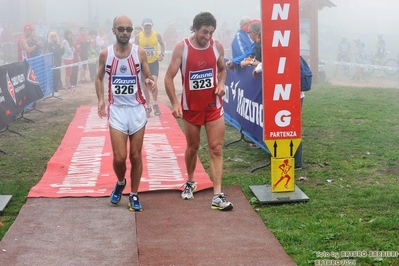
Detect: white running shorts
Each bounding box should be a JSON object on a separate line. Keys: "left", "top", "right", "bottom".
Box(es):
{"left": 108, "top": 104, "right": 147, "bottom": 135}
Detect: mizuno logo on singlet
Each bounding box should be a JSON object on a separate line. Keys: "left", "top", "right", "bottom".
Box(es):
{"left": 190, "top": 69, "right": 213, "bottom": 80}
{"left": 112, "top": 77, "right": 136, "bottom": 85}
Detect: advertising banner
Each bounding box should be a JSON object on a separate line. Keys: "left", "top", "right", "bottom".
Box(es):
{"left": 224, "top": 64, "right": 267, "bottom": 151}
{"left": 0, "top": 60, "right": 43, "bottom": 129}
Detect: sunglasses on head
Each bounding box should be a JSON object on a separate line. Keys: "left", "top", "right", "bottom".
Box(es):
{"left": 116, "top": 27, "right": 133, "bottom": 33}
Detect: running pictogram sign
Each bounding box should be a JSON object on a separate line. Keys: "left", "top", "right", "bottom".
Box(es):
{"left": 262, "top": 0, "right": 301, "bottom": 192}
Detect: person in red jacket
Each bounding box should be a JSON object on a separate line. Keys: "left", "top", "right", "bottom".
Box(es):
{"left": 17, "top": 24, "right": 42, "bottom": 61}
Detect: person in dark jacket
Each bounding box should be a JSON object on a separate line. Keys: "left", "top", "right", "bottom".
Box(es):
{"left": 47, "top": 31, "right": 64, "bottom": 95}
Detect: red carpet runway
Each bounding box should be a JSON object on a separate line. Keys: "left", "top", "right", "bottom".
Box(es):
{"left": 0, "top": 104, "right": 297, "bottom": 265}
{"left": 0, "top": 187, "right": 297, "bottom": 266}
{"left": 28, "top": 104, "right": 213, "bottom": 197}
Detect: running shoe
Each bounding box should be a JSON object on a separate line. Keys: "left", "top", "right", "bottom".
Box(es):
{"left": 110, "top": 179, "right": 126, "bottom": 204}
{"left": 128, "top": 194, "right": 143, "bottom": 212}
{"left": 211, "top": 193, "right": 233, "bottom": 211}
{"left": 67, "top": 86, "right": 76, "bottom": 93}
{"left": 153, "top": 104, "right": 161, "bottom": 116}
{"left": 146, "top": 106, "right": 152, "bottom": 118}
{"left": 181, "top": 181, "right": 197, "bottom": 200}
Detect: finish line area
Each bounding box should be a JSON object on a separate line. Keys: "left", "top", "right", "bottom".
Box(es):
{"left": 27, "top": 103, "right": 213, "bottom": 198}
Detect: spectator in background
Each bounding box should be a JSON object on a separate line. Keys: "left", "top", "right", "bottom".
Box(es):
{"left": 231, "top": 16, "right": 252, "bottom": 58}
{"left": 88, "top": 29, "right": 97, "bottom": 46}
{"left": 226, "top": 20, "right": 260, "bottom": 70}
{"left": 237, "top": 20, "right": 262, "bottom": 149}
{"left": 70, "top": 34, "right": 79, "bottom": 89}
{"left": 333, "top": 35, "right": 351, "bottom": 77}
{"left": 352, "top": 37, "right": 367, "bottom": 81}
{"left": 1, "top": 22, "right": 13, "bottom": 64}
{"left": 61, "top": 30, "right": 75, "bottom": 91}
{"left": 221, "top": 28, "right": 233, "bottom": 59}
{"left": 238, "top": 20, "right": 261, "bottom": 68}
{"left": 129, "top": 26, "right": 143, "bottom": 44}
{"left": 35, "top": 20, "right": 48, "bottom": 46}
{"left": 90, "top": 16, "right": 100, "bottom": 32}
{"left": 102, "top": 18, "right": 112, "bottom": 34}
{"left": 88, "top": 30, "right": 98, "bottom": 82}
{"left": 375, "top": 34, "right": 385, "bottom": 62}
{"left": 163, "top": 23, "right": 178, "bottom": 51}
{"left": 162, "top": 23, "right": 177, "bottom": 63}
{"left": 27, "top": 31, "right": 43, "bottom": 58}
{"left": 214, "top": 22, "right": 228, "bottom": 43}
{"left": 47, "top": 31, "right": 64, "bottom": 96}
{"left": 96, "top": 28, "right": 110, "bottom": 50}
{"left": 375, "top": 34, "right": 385, "bottom": 77}
{"left": 76, "top": 27, "right": 90, "bottom": 84}
{"left": 135, "top": 18, "right": 166, "bottom": 118}
{"left": 17, "top": 24, "right": 42, "bottom": 61}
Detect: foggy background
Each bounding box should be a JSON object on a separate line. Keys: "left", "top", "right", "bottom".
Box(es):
{"left": 318, "top": 0, "right": 399, "bottom": 61}
{"left": 0, "top": 0, "right": 261, "bottom": 43}
{"left": 1, "top": 0, "right": 399, "bottom": 61}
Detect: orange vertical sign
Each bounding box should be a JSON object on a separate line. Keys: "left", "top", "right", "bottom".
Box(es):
{"left": 261, "top": 0, "right": 301, "bottom": 158}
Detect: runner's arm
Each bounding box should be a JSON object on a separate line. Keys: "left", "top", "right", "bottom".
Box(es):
{"left": 156, "top": 32, "right": 166, "bottom": 61}
{"left": 95, "top": 48, "right": 107, "bottom": 118}
{"left": 20, "top": 38, "right": 39, "bottom": 53}
{"left": 134, "top": 34, "right": 140, "bottom": 45}
{"left": 164, "top": 41, "right": 184, "bottom": 118}
{"left": 138, "top": 47, "right": 155, "bottom": 91}
{"left": 215, "top": 40, "right": 226, "bottom": 97}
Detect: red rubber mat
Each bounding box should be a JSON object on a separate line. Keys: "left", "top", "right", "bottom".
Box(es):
{"left": 0, "top": 187, "right": 297, "bottom": 265}
{"left": 27, "top": 104, "right": 213, "bottom": 198}
{"left": 136, "top": 186, "right": 297, "bottom": 266}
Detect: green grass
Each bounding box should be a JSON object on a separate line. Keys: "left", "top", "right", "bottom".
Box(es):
{"left": 200, "top": 84, "right": 399, "bottom": 266}
{"left": 1, "top": 84, "right": 399, "bottom": 265}
{"left": 0, "top": 98, "right": 90, "bottom": 239}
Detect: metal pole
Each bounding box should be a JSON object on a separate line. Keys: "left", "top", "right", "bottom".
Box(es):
{"left": 310, "top": 0, "right": 319, "bottom": 83}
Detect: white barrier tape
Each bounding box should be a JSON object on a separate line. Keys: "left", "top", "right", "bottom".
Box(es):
{"left": 52, "top": 52, "right": 175, "bottom": 70}
{"left": 52, "top": 58, "right": 98, "bottom": 70}
{"left": 322, "top": 60, "right": 398, "bottom": 71}
{"left": 51, "top": 49, "right": 221, "bottom": 70}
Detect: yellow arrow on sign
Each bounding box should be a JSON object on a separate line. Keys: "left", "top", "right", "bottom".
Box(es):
{"left": 265, "top": 139, "right": 302, "bottom": 158}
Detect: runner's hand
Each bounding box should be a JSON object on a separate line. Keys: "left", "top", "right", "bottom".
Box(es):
{"left": 214, "top": 83, "right": 225, "bottom": 97}
{"left": 145, "top": 78, "right": 155, "bottom": 93}
{"left": 172, "top": 103, "right": 183, "bottom": 119}
{"left": 97, "top": 102, "right": 107, "bottom": 118}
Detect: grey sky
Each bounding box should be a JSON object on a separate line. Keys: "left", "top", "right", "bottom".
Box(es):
{"left": 2, "top": 0, "right": 398, "bottom": 60}
{"left": 318, "top": 0, "right": 399, "bottom": 59}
